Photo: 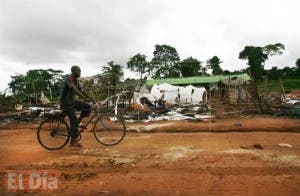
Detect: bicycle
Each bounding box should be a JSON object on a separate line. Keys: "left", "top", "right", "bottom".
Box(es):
{"left": 37, "top": 103, "right": 126, "bottom": 150}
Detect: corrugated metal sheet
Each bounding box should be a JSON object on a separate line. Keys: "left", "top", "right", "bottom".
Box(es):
{"left": 146, "top": 73, "right": 250, "bottom": 86}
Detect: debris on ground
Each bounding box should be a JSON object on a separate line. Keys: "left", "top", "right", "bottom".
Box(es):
{"left": 240, "top": 145, "right": 250, "bottom": 149}
{"left": 240, "top": 144, "right": 264, "bottom": 150}
{"left": 21, "top": 106, "right": 44, "bottom": 121}
{"left": 223, "top": 111, "right": 242, "bottom": 115}
{"left": 253, "top": 144, "right": 264, "bottom": 149}
{"left": 282, "top": 91, "right": 300, "bottom": 117}
{"left": 163, "top": 146, "right": 195, "bottom": 161}
{"left": 286, "top": 100, "right": 300, "bottom": 105}
{"left": 127, "top": 123, "right": 175, "bottom": 132}
{"left": 123, "top": 103, "right": 212, "bottom": 122}
{"left": 0, "top": 105, "right": 61, "bottom": 124}
{"left": 278, "top": 143, "right": 293, "bottom": 148}
{"left": 14, "top": 104, "right": 23, "bottom": 111}
{"left": 234, "top": 122, "right": 242, "bottom": 126}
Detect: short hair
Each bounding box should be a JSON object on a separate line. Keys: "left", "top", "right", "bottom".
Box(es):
{"left": 71, "top": 65, "right": 81, "bottom": 72}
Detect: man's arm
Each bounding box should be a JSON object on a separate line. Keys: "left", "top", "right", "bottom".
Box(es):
{"left": 73, "top": 87, "right": 92, "bottom": 102}
{"left": 77, "top": 80, "right": 95, "bottom": 103}
{"left": 66, "top": 77, "right": 92, "bottom": 102}
{"left": 81, "top": 91, "right": 95, "bottom": 103}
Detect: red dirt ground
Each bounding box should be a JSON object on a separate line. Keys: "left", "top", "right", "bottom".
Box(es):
{"left": 0, "top": 117, "right": 300, "bottom": 195}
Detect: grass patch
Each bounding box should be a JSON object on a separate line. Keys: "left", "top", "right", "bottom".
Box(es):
{"left": 258, "top": 78, "right": 300, "bottom": 93}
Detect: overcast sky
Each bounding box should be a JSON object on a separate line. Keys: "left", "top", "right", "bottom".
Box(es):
{"left": 0, "top": 0, "right": 299, "bottom": 91}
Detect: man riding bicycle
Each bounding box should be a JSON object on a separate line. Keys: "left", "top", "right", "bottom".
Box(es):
{"left": 60, "top": 65, "right": 95, "bottom": 147}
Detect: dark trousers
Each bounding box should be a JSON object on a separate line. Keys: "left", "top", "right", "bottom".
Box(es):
{"left": 62, "top": 100, "right": 91, "bottom": 140}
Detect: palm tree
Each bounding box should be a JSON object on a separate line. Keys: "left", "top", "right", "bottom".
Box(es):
{"left": 127, "top": 53, "right": 150, "bottom": 80}
{"left": 102, "top": 61, "right": 124, "bottom": 93}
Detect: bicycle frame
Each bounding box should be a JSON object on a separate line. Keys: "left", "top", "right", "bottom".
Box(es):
{"left": 56, "top": 105, "right": 105, "bottom": 134}
{"left": 78, "top": 111, "right": 98, "bottom": 132}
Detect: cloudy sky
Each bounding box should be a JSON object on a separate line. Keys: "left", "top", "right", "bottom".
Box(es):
{"left": 0, "top": 0, "right": 299, "bottom": 91}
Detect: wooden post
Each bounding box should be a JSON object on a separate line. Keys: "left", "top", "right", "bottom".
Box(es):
{"left": 279, "top": 78, "right": 285, "bottom": 100}
{"left": 237, "top": 77, "right": 240, "bottom": 105}
{"left": 263, "top": 76, "right": 269, "bottom": 107}
{"left": 248, "top": 70, "right": 264, "bottom": 113}
{"left": 49, "top": 86, "right": 53, "bottom": 101}
{"left": 228, "top": 75, "right": 231, "bottom": 104}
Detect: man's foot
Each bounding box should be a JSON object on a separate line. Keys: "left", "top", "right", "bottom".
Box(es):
{"left": 74, "top": 132, "right": 81, "bottom": 140}
{"left": 70, "top": 140, "right": 82, "bottom": 147}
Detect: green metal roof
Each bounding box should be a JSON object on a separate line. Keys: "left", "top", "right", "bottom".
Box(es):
{"left": 146, "top": 73, "right": 250, "bottom": 86}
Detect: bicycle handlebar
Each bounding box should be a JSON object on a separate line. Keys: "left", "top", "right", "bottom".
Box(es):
{"left": 89, "top": 102, "right": 101, "bottom": 113}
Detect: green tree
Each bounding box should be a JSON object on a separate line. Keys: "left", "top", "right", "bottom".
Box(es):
{"left": 297, "top": 59, "right": 300, "bottom": 68}
{"left": 206, "top": 56, "right": 223, "bottom": 75}
{"left": 296, "top": 59, "right": 300, "bottom": 73}
{"left": 102, "top": 61, "right": 124, "bottom": 92}
{"left": 151, "top": 44, "right": 180, "bottom": 78}
{"left": 223, "top": 70, "right": 231, "bottom": 75}
{"left": 239, "top": 43, "right": 285, "bottom": 113}
{"left": 265, "top": 66, "right": 299, "bottom": 80}
{"left": 201, "top": 66, "right": 209, "bottom": 76}
{"left": 9, "top": 69, "right": 64, "bottom": 103}
{"left": 9, "top": 74, "right": 26, "bottom": 102}
{"left": 239, "top": 43, "right": 285, "bottom": 82}
{"left": 268, "top": 66, "right": 281, "bottom": 80}
{"left": 0, "top": 91, "right": 6, "bottom": 110}
{"left": 282, "top": 66, "right": 298, "bottom": 78}
{"left": 127, "top": 53, "right": 150, "bottom": 80}
{"left": 179, "top": 57, "right": 202, "bottom": 77}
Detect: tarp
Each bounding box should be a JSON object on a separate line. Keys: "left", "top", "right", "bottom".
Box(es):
{"left": 133, "top": 92, "right": 156, "bottom": 109}
{"left": 40, "top": 91, "right": 50, "bottom": 104}
{"left": 150, "top": 83, "right": 207, "bottom": 104}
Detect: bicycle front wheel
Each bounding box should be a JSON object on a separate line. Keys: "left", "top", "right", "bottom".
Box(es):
{"left": 93, "top": 113, "right": 126, "bottom": 146}
{"left": 37, "top": 118, "right": 70, "bottom": 150}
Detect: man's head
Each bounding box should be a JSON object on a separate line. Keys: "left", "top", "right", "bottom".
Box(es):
{"left": 71, "top": 65, "right": 81, "bottom": 78}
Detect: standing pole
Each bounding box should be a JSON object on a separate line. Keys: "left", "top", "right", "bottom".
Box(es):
{"left": 279, "top": 78, "right": 285, "bottom": 101}
{"left": 248, "top": 70, "right": 263, "bottom": 113}
{"left": 49, "top": 84, "right": 52, "bottom": 101}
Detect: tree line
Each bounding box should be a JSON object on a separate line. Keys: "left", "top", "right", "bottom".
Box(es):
{"left": 2, "top": 43, "right": 299, "bottom": 106}
{"left": 127, "top": 43, "right": 299, "bottom": 81}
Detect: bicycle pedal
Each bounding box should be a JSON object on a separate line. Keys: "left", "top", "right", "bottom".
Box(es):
{"left": 78, "top": 125, "right": 87, "bottom": 129}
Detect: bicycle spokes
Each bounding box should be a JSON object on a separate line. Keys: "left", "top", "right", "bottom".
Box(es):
{"left": 37, "top": 118, "right": 70, "bottom": 150}
{"left": 93, "top": 114, "right": 126, "bottom": 146}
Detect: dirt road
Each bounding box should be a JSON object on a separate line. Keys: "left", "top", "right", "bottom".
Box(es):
{"left": 1, "top": 117, "right": 300, "bottom": 195}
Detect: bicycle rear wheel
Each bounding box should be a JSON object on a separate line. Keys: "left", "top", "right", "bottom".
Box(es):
{"left": 93, "top": 113, "right": 126, "bottom": 146}
{"left": 37, "top": 118, "right": 70, "bottom": 150}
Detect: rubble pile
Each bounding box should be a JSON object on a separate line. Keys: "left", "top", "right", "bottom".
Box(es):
{"left": 283, "top": 90, "right": 300, "bottom": 117}
{"left": 123, "top": 104, "right": 213, "bottom": 122}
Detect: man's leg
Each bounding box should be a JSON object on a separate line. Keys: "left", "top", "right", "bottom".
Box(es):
{"left": 65, "top": 109, "right": 81, "bottom": 147}
{"left": 74, "top": 100, "right": 91, "bottom": 124}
